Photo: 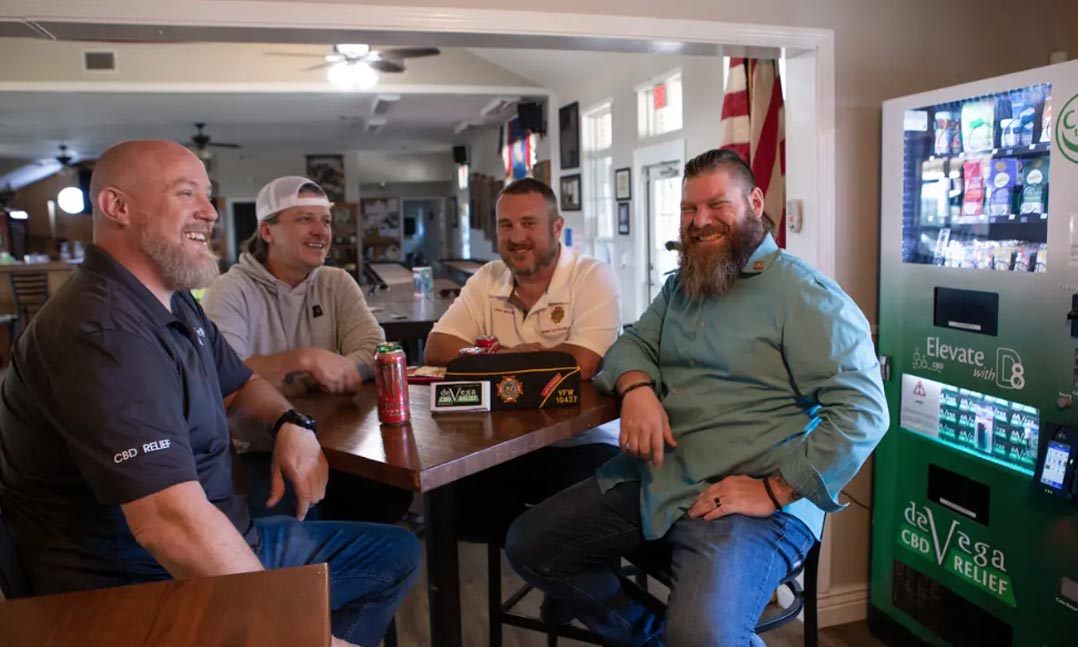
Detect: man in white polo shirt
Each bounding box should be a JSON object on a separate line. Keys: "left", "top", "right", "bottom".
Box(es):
{"left": 425, "top": 177, "right": 621, "bottom": 543}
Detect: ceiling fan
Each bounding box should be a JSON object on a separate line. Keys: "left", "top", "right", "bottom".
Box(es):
{"left": 269, "top": 44, "right": 441, "bottom": 74}
{"left": 186, "top": 123, "right": 240, "bottom": 159}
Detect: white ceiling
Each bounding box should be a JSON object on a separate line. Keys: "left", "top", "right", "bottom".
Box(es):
{"left": 466, "top": 48, "right": 670, "bottom": 91}
{"left": 0, "top": 90, "right": 532, "bottom": 163}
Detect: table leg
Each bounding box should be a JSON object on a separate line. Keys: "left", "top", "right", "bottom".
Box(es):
{"left": 423, "top": 485, "right": 461, "bottom": 647}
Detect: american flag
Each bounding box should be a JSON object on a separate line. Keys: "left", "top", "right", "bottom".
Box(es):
{"left": 720, "top": 57, "right": 786, "bottom": 247}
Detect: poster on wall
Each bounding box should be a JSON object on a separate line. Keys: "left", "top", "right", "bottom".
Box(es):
{"left": 360, "top": 197, "right": 401, "bottom": 261}
{"left": 306, "top": 154, "right": 346, "bottom": 203}
{"left": 532, "top": 160, "right": 551, "bottom": 187}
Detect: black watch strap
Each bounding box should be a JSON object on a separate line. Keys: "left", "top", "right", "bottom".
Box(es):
{"left": 270, "top": 408, "right": 317, "bottom": 438}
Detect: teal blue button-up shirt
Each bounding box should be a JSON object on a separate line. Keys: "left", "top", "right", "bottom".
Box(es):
{"left": 595, "top": 234, "right": 888, "bottom": 540}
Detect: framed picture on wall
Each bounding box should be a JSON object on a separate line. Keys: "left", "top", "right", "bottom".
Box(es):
{"left": 614, "top": 167, "right": 632, "bottom": 201}
{"left": 559, "top": 174, "right": 582, "bottom": 211}
{"left": 532, "top": 159, "right": 552, "bottom": 187}
{"left": 617, "top": 202, "right": 631, "bottom": 236}
{"left": 305, "top": 154, "right": 346, "bottom": 203}
{"left": 559, "top": 102, "right": 580, "bottom": 170}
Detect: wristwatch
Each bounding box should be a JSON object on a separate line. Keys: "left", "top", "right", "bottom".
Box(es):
{"left": 270, "top": 408, "right": 317, "bottom": 438}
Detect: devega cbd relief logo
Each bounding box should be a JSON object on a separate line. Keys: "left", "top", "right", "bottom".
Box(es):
{"left": 1055, "top": 93, "right": 1078, "bottom": 164}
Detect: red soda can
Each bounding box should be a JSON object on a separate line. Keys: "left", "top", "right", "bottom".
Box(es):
{"left": 475, "top": 335, "right": 501, "bottom": 353}
{"left": 374, "top": 343, "right": 410, "bottom": 425}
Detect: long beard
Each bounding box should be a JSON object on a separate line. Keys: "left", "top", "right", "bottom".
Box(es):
{"left": 139, "top": 225, "right": 219, "bottom": 292}
{"left": 678, "top": 215, "right": 766, "bottom": 299}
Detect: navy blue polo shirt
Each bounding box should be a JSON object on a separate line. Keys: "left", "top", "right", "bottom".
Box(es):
{"left": 0, "top": 244, "right": 255, "bottom": 595}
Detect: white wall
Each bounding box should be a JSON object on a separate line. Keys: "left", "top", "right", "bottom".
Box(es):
{"left": 214, "top": 150, "right": 307, "bottom": 200}
{"left": 352, "top": 151, "right": 456, "bottom": 184}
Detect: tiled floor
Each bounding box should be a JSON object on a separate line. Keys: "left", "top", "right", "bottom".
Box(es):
{"left": 390, "top": 540, "right": 890, "bottom": 646}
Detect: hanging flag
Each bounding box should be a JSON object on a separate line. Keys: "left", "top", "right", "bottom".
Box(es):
{"left": 502, "top": 116, "right": 533, "bottom": 181}
{"left": 720, "top": 57, "right": 786, "bottom": 247}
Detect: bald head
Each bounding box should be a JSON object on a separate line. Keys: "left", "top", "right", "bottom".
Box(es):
{"left": 88, "top": 139, "right": 220, "bottom": 298}
{"left": 90, "top": 140, "right": 201, "bottom": 221}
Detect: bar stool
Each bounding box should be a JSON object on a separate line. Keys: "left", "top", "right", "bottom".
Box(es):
{"left": 489, "top": 531, "right": 822, "bottom": 647}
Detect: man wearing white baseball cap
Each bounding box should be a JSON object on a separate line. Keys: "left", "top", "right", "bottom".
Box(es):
{"left": 204, "top": 175, "right": 412, "bottom": 522}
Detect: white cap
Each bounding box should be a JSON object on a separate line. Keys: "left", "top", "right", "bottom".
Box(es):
{"left": 255, "top": 176, "right": 333, "bottom": 222}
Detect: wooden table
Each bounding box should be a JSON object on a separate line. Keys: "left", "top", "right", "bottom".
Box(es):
{"left": 367, "top": 291, "right": 455, "bottom": 360}
{"left": 368, "top": 262, "right": 414, "bottom": 286}
{"left": 440, "top": 260, "right": 484, "bottom": 287}
{"left": 0, "top": 564, "right": 330, "bottom": 647}
{"left": 291, "top": 382, "right": 619, "bottom": 647}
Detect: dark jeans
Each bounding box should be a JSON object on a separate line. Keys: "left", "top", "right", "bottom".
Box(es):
{"left": 505, "top": 478, "right": 815, "bottom": 647}
{"left": 453, "top": 443, "right": 621, "bottom": 545}
{"left": 240, "top": 452, "right": 413, "bottom": 523}
{"left": 255, "top": 516, "right": 421, "bottom": 646}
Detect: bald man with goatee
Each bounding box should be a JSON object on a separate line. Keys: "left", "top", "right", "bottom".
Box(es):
{"left": 0, "top": 141, "right": 419, "bottom": 647}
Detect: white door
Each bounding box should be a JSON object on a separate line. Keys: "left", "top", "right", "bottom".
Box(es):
{"left": 645, "top": 161, "right": 683, "bottom": 301}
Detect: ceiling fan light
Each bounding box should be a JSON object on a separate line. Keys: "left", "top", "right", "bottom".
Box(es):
{"left": 336, "top": 43, "right": 371, "bottom": 58}
{"left": 57, "top": 186, "right": 85, "bottom": 214}
{"left": 327, "top": 61, "right": 378, "bottom": 91}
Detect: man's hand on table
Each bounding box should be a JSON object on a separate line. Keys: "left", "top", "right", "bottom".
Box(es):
{"left": 496, "top": 342, "right": 545, "bottom": 353}
{"left": 687, "top": 475, "right": 777, "bottom": 520}
{"left": 268, "top": 423, "right": 329, "bottom": 520}
{"left": 619, "top": 386, "right": 677, "bottom": 468}
{"left": 301, "top": 348, "right": 361, "bottom": 394}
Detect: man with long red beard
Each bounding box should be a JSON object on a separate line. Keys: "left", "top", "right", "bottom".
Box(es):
{"left": 0, "top": 141, "right": 419, "bottom": 647}
{"left": 424, "top": 177, "right": 621, "bottom": 545}
{"left": 507, "top": 149, "right": 887, "bottom": 646}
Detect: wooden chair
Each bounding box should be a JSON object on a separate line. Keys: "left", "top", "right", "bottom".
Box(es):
{"left": 489, "top": 532, "right": 822, "bottom": 647}
{"left": 8, "top": 272, "right": 48, "bottom": 338}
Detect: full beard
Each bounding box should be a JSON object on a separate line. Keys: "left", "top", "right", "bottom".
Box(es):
{"left": 678, "top": 214, "right": 766, "bottom": 299}
{"left": 502, "top": 236, "right": 559, "bottom": 278}
{"left": 139, "top": 226, "right": 220, "bottom": 292}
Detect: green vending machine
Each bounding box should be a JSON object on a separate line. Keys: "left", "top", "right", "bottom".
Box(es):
{"left": 870, "top": 61, "right": 1078, "bottom": 646}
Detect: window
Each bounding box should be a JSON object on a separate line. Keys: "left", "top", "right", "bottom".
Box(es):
{"left": 637, "top": 70, "right": 682, "bottom": 139}
{"left": 582, "top": 102, "right": 614, "bottom": 255}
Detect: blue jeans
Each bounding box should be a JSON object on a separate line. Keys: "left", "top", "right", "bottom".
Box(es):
{"left": 240, "top": 452, "right": 413, "bottom": 523}
{"left": 505, "top": 478, "right": 815, "bottom": 647}
{"left": 255, "top": 516, "right": 421, "bottom": 647}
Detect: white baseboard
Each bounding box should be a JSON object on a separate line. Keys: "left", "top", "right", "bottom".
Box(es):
{"left": 817, "top": 583, "right": 870, "bottom": 628}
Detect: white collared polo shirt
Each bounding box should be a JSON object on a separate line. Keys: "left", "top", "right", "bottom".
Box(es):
{"left": 432, "top": 245, "right": 621, "bottom": 446}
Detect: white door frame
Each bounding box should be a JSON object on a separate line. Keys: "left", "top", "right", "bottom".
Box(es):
{"left": 632, "top": 139, "right": 685, "bottom": 320}
{"left": 399, "top": 196, "right": 447, "bottom": 262}
{"left": 225, "top": 196, "right": 256, "bottom": 264}
{"left": 4, "top": 0, "right": 837, "bottom": 281}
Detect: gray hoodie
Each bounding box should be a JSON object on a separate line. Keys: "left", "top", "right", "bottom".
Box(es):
{"left": 203, "top": 255, "right": 385, "bottom": 446}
